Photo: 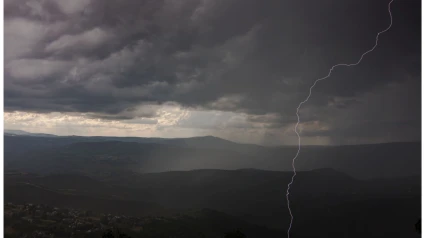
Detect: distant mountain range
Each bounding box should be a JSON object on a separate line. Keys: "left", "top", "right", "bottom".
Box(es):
{"left": 5, "top": 129, "right": 58, "bottom": 137}
{"left": 4, "top": 129, "right": 240, "bottom": 144}
{"left": 4, "top": 129, "right": 262, "bottom": 151}
{"left": 4, "top": 132, "right": 420, "bottom": 179}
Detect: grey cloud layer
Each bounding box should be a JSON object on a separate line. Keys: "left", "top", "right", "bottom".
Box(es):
{"left": 4, "top": 0, "right": 420, "bottom": 142}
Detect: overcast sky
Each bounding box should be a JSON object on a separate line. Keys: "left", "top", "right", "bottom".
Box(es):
{"left": 4, "top": 0, "right": 420, "bottom": 145}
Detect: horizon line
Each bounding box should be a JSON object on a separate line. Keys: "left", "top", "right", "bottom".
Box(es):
{"left": 4, "top": 128, "right": 420, "bottom": 147}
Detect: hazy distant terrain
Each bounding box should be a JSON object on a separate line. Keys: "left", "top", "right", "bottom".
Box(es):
{"left": 5, "top": 131, "right": 421, "bottom": 179}
{"left": 4, "top": 131, "right": 421, "bottom": 237}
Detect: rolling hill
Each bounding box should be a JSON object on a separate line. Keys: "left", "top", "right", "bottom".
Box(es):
{"left": 4, "top": 168, "right": 420, "bottom": 235}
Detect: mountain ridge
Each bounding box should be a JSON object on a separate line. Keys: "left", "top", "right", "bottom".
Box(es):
{"left": 5, "top": 129, "right": 420, "bottom": 147}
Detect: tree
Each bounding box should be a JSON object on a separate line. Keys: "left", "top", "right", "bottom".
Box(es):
{"left": 102, "top": 228, "right": 132, "bottom": 238}
{"left": 102, "top": 229, "right": 114, "bottom": 238}
{"left": 224, "top": 229, "right": 246, "bottom": 238}
{"left": 415, "top": 218, "right": 421, "bottom": 234}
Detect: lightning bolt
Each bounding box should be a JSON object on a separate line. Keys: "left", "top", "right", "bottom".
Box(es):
{"left": 285, "top": 0, "right": 394, "bottom": 237}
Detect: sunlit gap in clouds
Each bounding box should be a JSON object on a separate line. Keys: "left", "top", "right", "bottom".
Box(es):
{"left": 4, "top": 104, "right": 327, "bottom": 146}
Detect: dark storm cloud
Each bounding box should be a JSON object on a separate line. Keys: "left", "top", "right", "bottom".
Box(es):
{"left": 4, "top": 0, "right": 420, "bottom": 141}
{"left": 301, "top": 120, "right": 419, "bottom": 138}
